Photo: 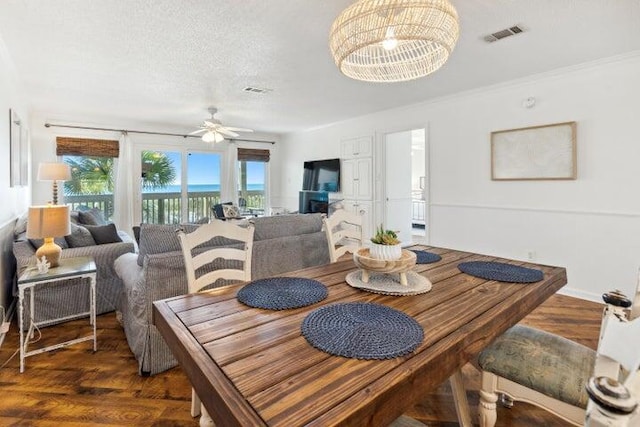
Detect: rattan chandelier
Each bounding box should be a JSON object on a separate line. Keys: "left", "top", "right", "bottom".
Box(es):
{"left": 329, "top": 0, "right": 460, "bottom": 83}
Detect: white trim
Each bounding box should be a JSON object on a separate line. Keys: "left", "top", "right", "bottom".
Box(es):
{"left": 431, "top": 203, "right": 640, "bottom": 218}
{"left": 558, "top": 287, "right": 603, "bottom": 304}
{"left": 302, "top": 50, "right": 640, "bottom": 133}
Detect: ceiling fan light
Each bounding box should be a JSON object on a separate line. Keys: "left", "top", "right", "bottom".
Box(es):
{"left": 202, "top": 132, "right": 217, "bottom": 143}
{"left": 329, "top": 0, "right": 460, "bottom": 83}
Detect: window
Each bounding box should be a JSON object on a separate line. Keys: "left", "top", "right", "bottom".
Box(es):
{"left": 58, "top": 137, "right": 119, "bottom": 220}
{"left": 140, "top": 150, "right": 222, "bottom": 224}
{"left": 237, "top": 148, "right": 269, "bottom": 215}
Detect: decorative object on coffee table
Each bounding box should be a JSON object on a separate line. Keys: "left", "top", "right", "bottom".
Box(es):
{"left": 353, "top": 247, "right": 416, "bottom": 286}
{"left": 370, "top": 224, "right": 402, "bottom": 260}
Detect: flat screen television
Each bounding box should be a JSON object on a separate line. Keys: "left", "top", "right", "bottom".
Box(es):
{"left": 302, "top": 158, "right": 340, "bottom": 192}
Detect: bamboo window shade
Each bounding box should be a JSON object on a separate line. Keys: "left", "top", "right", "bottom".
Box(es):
{"left": 237, "top": 148, "right": 270, "bottom": 162}
{"left": 56, "top": 137, "right": 119, "bottom": 158}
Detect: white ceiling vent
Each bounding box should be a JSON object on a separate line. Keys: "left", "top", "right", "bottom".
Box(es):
{"left": 483, "top": 25, "right": 525, "bottom": 43}
{"left": 243, "top": 86, "right": 272, "bottom": 94}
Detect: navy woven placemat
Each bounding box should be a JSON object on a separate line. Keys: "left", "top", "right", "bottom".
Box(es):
{"left": 458, "top": 261, "right": 544, "bottom": 283}
{"left": 301, "top": 302, "right": 424, "bottom": 359}
{"left": 411, "top": 250, "right": 442, "bottom": 264}
{"left": 237, "top": 277, "right": 328, "bottom": 310}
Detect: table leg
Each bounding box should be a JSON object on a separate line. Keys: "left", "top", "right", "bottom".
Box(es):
{"left": 91, "top": 275, "right": 96, "bottom": 352}
{"left": 29, "top": 288, "right": 35, "bottom": 340}
{"left": 361, "top": 269, "right": 370, "bottom": 283}
{"left": 450, "top": 369, "right": 473, "bottom": 427}
{"left": 399, "top": 272, "right": 408, "bottom": 286}
{"left": 19, "top": 287, "right": 25, "bottom": 373}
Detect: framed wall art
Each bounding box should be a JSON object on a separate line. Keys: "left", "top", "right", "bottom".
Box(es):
{"left": 9, "top": 108, "right": 22, "bottom": 187}
{"left": 491, "top": 121, "right": 576, "bottom": 181}
{"left": 20, "top": 125, "right": 29, "bottom": 185}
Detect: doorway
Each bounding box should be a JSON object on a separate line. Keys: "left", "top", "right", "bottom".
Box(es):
{"left": 383, "top": 128, "right": 428, "bottom": 246}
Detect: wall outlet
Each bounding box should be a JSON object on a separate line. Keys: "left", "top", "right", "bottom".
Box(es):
{"left": 0, "top": 322, "right": 9, "bottom": 334}
{"left": 527, "top": 251, "right": 537, "bottom": 261}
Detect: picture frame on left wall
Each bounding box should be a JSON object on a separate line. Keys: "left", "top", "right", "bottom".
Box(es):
{"left": 9, "top": 108, "right": 24, "bottom": 187}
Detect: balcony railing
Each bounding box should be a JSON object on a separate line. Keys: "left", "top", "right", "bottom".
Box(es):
{"left": 65, "top": 191, "right": 265, "bottom": 225}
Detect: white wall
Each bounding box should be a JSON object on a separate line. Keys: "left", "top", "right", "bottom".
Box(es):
{"left": 0, "top": 35, "right": 30, "bottom": 314}
{"left": 276, "top": 52, "right": 640, "bottom": 302}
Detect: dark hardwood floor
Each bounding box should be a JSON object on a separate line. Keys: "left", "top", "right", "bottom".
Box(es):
{"left": 0, "top": 293, "right": 601, "bottom": 426}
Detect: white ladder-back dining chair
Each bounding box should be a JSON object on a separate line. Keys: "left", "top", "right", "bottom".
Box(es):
{"left": 477, "top": 286, "right": 640, "bottom": 427}
{"left": 177, "top": 220, "right": 255, "bottom": 427}
{"left": 323, "top": 208, "right": 363, "bottom": 263}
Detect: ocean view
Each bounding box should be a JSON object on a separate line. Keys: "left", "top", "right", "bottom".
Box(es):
{"left": 142, "top": 183, "right": 264, "bottom": 193}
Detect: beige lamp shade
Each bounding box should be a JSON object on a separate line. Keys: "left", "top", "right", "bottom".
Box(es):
{"left": 37, "top": 162, "right": 72, "bottom": 205}
{"left": 329, "top": 0, "right": 460, "bottom": 82}
{"left": 26, "top": 205, "right": 71, "bottom": 267}
{"left": 37, "top": 162, "right": 72, "bottom": 181}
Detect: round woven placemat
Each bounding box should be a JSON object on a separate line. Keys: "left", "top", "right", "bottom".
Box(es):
{"left": 301, "top": 302, "right": 424, "bottom": 359}
{"left": 345, "top": 270, "right": 432, "bottom": 296}
{"left": 457, "top": 261, "right": 544, "bottom": 283}
{"left": 237, "top": 277, "right": 328, "bottom": 310}
{"left": 410, "top": 250, "right": 442, "bottom": 264}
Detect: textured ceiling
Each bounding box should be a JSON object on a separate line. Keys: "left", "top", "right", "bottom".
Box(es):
{"left": 0, "top": 0, "right": 639, "bottom": 135}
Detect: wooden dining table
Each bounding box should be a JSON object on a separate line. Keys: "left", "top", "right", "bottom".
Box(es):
{"left": 153, "top": 245, "right": 567, "bottom": 427}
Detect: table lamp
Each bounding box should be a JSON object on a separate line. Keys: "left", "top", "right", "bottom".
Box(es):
{"left": 26, "top": 205, "right": 71, "bottom": 267}
{"left": 37, "top": 162, "right": 72, "bottom": 205}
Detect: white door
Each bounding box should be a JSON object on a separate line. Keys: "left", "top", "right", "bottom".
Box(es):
{"left": 384, "top": 130, "right": 413, "bottom": 245}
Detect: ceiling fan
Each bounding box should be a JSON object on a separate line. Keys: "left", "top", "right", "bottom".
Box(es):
{"left": 190, "top": 107, "right": 253, "bottom": 143}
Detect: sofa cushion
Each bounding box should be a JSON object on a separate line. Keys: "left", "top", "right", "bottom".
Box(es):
{"left": 252, "top": 214, "right": 323, "bottom": 241}
{"left": 65, "top": 223, "right": 97, "bottom": 247}
{"left": 78, "top": 208, "right": 108, "bottom": 226}
{"left": 137, "top": 223, "right": 199, "bottom": 266}
{"left": 86, "top": 223, "right": 123, "bottom": 245}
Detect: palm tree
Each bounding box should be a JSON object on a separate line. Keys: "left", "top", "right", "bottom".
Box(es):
{"left": 140, "top": 151, "right": 176, "bottom": 191}
{"left": 64, "top": 156, "right": 115, "bottom": 195}
{"left": 63, "top": 152, "right": 176, "bottom": 195}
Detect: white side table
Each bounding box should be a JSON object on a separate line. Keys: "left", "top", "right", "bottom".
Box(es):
{"left": 17, "top": 256, "right": 97, "bottom": 373}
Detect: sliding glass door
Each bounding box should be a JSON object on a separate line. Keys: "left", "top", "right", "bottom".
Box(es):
{"left": 187, "top": 151, "right": 221, "bottom": 223}
{"left": 238, "top": 160, "right": 267, "bottom": 215}
{"left": 140, "top": 150, "right": 221, "bottom": 224}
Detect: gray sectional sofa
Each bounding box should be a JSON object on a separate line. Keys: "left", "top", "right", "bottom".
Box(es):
{"left": 114, "top": 213, "right": 331, "bottom": 375}
{"left": 12, "top": 210, "right": 136, "bottom": 324}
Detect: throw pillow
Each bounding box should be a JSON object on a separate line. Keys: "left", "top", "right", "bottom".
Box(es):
{"left": 212, "top": 202, "right": 233, "bottom": 219}
{"left": 222, "top": 204, "right": 240, "bottom": 219}
{"left": 14, "top": 212, "right": 28, "bottom": 236}
{"left": 85, "top": 223, "right": 122, "bottom": 245}
{"left": 65, "top": 223, "right": 97, "bottom": 247}
{"left": 78, "top": 208, "right": 108, "bottom": 226}
{"left": 70, "top": 210, "right": 80, "bottom": 224}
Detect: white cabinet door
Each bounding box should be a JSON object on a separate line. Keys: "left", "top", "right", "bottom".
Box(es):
{"left": 341, "top": 136, "right": 373, "bottom": 158}
{"left": 341, "top": 158, "right": 372, "bottom": 201}
{"left": 341, "top": 159, "right": 357, "bottom": 199}
{"left": 355, "top": 158, "right": 372, "bottom": 200}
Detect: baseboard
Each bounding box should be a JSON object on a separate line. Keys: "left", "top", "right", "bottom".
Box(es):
{"left": 557, "top": 287, "right": 603, "bottom": 304}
